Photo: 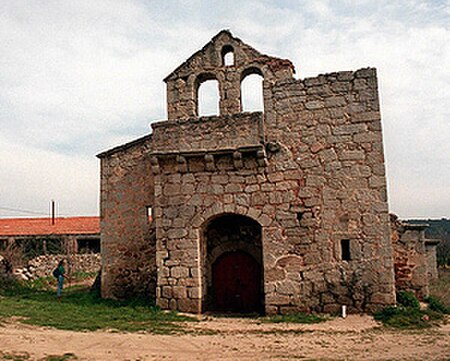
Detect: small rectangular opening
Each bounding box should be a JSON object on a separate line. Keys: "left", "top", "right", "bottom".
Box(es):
{"left": 341, "top": 239, "right": 351, "bottom": 261}
{"left": 77, "top": 238, "right": 100, "bottom": 254}
{"left": 147, "top": 206, "right": 153, "bottom": 223}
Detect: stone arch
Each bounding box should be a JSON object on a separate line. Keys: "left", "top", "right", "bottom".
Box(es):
{"left": 200, "top": 211, "right": 264, "bottom": 313}
{"left": 240, "top": 66, "right": 264, "bottom": 80}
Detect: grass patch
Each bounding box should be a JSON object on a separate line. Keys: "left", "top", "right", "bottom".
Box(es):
{"left": 425, "top": 295, "right": 450, "bottom": 314}
{"left": 262, "top": 312, "right": 326, "bottom": 324}
{"left": 0, "top": 277, "right": 193, "bottom": 334}
{"left": 375, "top": 290, "right": 447, "bottom": 329}
{"left": 42, "top": 353, "right": 78, "bottom": 361}
{"left": 0, "top": 352, "right": 77, "bottom": 361}
{"left": 0, "top": 351, "right": 30, "bottom": 361}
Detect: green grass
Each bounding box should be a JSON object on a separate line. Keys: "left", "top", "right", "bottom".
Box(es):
{"left": 0, "top": 351, "right": 30, "bottom": 361}
{"left": 41, "top": 353, "right": 78, "bottom": 361}
{"left": 261, "top": 312, "right": 326, "bottom": 324}
{"left": 374, "top": 305, "right": 444, "bottom": 329}
{"left": 374, "top": 274, "right": 450, "bottom": 330}
{"left": 0, "top": 277, "right": 194, "bottom": 334}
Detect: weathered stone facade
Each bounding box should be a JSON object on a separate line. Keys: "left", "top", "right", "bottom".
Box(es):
{"left": 98, "top": 136, "right": 156, "bottom": 299}
{"left": 98, "top": 30, "right": 397, "bottom": 314}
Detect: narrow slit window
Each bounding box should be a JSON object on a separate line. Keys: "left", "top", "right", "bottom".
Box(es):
{"left": 147, "top": 206, "right": 153, "bottom": 223}
{"left": 341, "top": 239, "right": 351, "bottom": 261}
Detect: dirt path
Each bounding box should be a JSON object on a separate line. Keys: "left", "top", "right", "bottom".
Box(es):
{"left": 0, "top": 315, "right": 449, "bottom": 360}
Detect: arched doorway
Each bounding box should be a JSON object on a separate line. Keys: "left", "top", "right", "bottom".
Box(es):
{"left": 203, "top": 214, "right": 263, "bottom": 314}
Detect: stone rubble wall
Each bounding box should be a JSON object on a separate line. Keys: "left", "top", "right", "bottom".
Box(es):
{"left": 99, "top": 135, "right": 157, "bottom": 300}
{"left": 12, "top": 254, "right": 101, "bottom": 281}
{"left": 391, "top": 214, "right": 439, "bottom": 299}
{"left": 151, "top": 112, "right": 264, "bottom": 154}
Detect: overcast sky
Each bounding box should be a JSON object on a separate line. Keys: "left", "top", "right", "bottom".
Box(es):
{"left": 1, "top": 0, "right": 449, "bottom": 219}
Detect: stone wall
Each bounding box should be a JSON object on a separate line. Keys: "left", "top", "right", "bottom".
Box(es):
{"left": 13, "top": 254, "right": 101, "bottom": 280}
{"left": 98, "top": 135, "right": 157, "bottom": 300}
{"left": 425, "top": 240, "right": 439, "bottom": 280}
{"left": 391, "top": 215, "right": 439, "bottom": 299}
{"left": 262, "top": 68, "right": 396, "bottom": 313}
{"left": 151, "top": 112, "right": 264, "bottom": 154}
{"left": 165, "top": 30, "right": 294, "bottom": 120}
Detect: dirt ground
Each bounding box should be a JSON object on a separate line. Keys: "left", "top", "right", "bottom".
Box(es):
{"left": 0, "top": 315, "right": 449, "bottom": 361}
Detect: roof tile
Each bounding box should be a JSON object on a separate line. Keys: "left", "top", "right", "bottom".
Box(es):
{"left": 0, "top": 217, "right": 100, "bottom": 237}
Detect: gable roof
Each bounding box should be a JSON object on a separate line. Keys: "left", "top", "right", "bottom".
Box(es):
{"left": 0, "top": 217, "right": 100, "bottom": 237}
{"left": 164, "top": 29, "right": 294, "bottom": 82}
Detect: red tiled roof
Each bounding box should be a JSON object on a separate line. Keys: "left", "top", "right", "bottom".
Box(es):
{"left": 0, "top": 217, "right": 100, "bottom": 237}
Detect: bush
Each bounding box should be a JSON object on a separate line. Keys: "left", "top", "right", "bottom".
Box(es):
{"left": 374, "top": 306, "right": 443, "bottom": 329}
{"left": 396, "top": 291, "right": 420, "bottom": 310}
{"left": 374, "top": 291, "right": 448, "bottom": 329}
{"left": 425, "top": 295, "right": 450, "bottom": 314}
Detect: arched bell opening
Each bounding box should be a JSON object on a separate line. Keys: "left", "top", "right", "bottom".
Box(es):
{"left": 196, "top": 73, "right": 220, "bottom": 117}
{"left": 240, "top": 67, "right": 264, "bottom": 113}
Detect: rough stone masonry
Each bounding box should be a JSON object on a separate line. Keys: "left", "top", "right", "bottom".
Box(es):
{"left": 97, "top": 30, "right": 437, "bottom": 315}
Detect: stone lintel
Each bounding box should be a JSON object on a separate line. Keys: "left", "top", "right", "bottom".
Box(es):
{"left": 402, "top": 223, "right": 429, "bottom": 231}
{"left": 424, "top": 238, "right": 440, "bottom": 246}
{"left": 148, "top": 144, "right": 264, "bottom": 159}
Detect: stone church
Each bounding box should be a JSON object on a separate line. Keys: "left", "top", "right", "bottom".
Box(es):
{"left": 97, "top": 30, "right": 437, "bottom": 315}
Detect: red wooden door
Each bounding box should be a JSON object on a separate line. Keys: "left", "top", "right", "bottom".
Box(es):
{"left": 212, "top": 251, "right": 261, "bottom": 313}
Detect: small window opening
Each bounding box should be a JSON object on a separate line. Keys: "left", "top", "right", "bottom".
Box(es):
{"left": 77, "top": 238, "right": 100, "bottom": 254}
{"left": 198, "top": 79, "right": 219, "bottom": 116}
{"left": 296, "top": 212, "right": 304, "bottom": 222}
{"left": 221, "top": 45, "right": 234, "bottom": 66}
{"left": 341, "top": 239, "right": 351, "bottom": 261}
{"left": 241, "top": 72, "right": 264, "bottom": 112}
{"left": 147, "top": 206, "right": 152, "bottom": 223}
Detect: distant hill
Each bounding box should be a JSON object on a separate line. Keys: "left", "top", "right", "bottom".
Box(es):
{"left": 405, "top": 218, "right": 450, "bottom": 266}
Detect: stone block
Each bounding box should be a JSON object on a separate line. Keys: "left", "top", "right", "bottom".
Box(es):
{"left": 171, "top": 266, "right": 189, "bottom": 278}
{"left": 172, "top": 285, "right": 187, "bottom": 299}
{"left": 167, "top": 228, "right": 188, "bottom": 239}
{"left": 265, "top": 268, "right": 286, "bottom": 282}
{"left": 187, "top": 287, "right": 201, "bottom": 299}
{"left": 266, "top": 293, "right": 290, "bottom": 305}
{"left": 340, "top": 150, "right": 365, "bottom": 161}
{"left": 332, "top": 124, "right": 366, "bottom": 135}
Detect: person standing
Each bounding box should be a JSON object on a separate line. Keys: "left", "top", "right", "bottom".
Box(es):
{"left": 54, "top": 259, "right": 66, "bottom": 299}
